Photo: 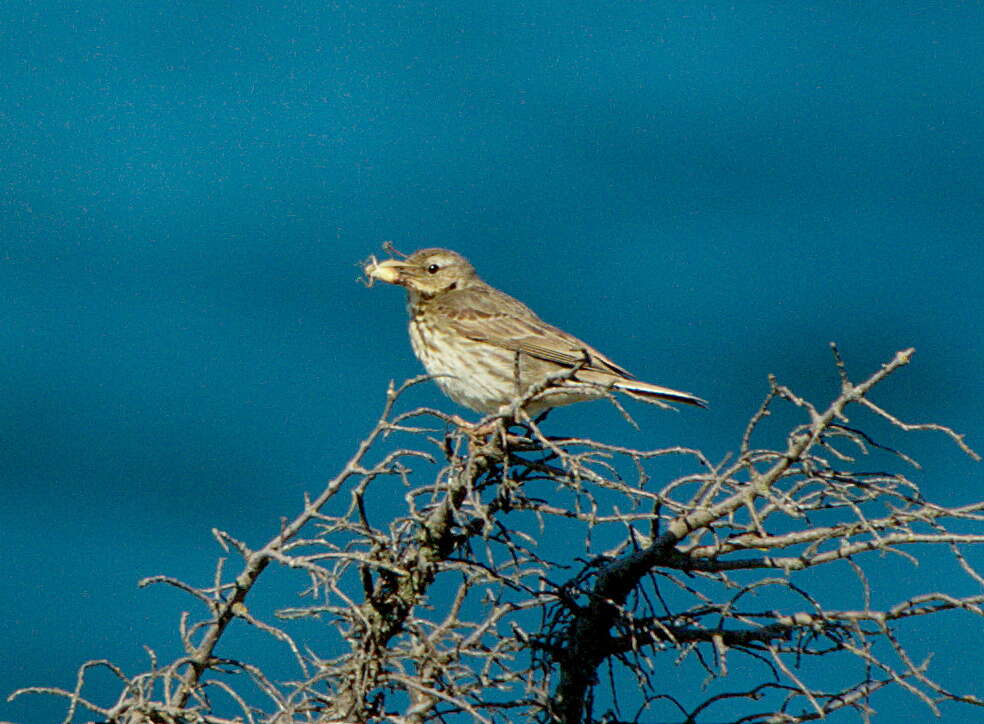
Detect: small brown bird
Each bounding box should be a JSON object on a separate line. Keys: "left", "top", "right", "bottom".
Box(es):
{"left": 365, "top": 248, "right": 706, "bottom": 416}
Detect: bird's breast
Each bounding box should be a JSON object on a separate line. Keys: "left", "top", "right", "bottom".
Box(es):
{"left": 407, "top": 304, "right": 520, "bottom": 413}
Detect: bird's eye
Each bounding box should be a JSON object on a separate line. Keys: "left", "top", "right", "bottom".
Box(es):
{"left": 426, "top": 263, "right": 440, "bottom": 274}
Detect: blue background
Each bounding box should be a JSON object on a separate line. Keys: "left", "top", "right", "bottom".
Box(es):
{"left": 2, "top": 2, "right": 982, "bottom": 722}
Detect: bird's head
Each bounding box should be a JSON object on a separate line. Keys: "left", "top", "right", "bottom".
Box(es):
{"left": 365, "top": 248, "right": 479, "bottom": 297}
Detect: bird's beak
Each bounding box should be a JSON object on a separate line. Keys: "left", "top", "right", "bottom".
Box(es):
{"left": 364, "top": 257, "right": 411, "bottom": 286}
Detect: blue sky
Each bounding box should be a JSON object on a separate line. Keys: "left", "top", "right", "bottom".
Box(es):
{"left": 2, "top": 2, "right": 982, "bottom": 722}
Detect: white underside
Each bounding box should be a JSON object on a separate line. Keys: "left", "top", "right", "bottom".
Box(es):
{"left": 408, "top": 313, "right": 603, "bottom": 415}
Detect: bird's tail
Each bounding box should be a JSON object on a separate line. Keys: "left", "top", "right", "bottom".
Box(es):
{"left": 579, "top": 369, "right": 707, "bottom": 408}
{"left": 616, "top": 379, "right": 707, "bottom": 408}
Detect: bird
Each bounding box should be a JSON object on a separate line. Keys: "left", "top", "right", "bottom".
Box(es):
{"left": 364, "top": 248, "right": 706, "bottom": 417}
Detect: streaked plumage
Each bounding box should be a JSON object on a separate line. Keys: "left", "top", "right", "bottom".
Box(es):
{"left": 365, "top": 248, "right": 706, "bottom": 416}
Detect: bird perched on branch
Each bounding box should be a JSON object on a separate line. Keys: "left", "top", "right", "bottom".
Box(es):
{"left": 364, "top": 247, "right": 706, "bottom": 417}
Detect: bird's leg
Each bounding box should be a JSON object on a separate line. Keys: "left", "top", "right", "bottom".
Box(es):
{"left": 449, "top": 413, "right": 506, "bottom": 443}
{"left": 447, "top": 413, "right": 475, "bottom": 429}
{"left": 450, "top": 410, "right": 533, "bottom": 455}
{"left": 439, "top": 414, "right": 489, "bottom": 455}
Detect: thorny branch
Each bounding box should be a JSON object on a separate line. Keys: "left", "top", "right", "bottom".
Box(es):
{"left": 11, "top": 346, "right": 983, "bottom": 724}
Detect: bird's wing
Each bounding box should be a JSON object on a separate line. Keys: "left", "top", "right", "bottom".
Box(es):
{"left": 437, "top": 287, "right": 636, "bottom": 378}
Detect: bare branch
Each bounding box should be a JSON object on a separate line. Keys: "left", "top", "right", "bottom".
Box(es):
{"left": 13, "top": 348, "right": 982, "bottom": 724}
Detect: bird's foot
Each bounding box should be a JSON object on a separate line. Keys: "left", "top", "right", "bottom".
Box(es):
{"left": 449, "top": 415, "right": 534, "bottom": 453}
